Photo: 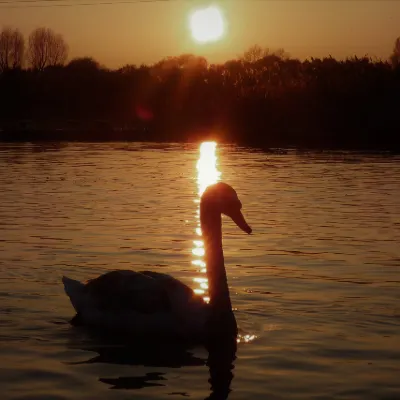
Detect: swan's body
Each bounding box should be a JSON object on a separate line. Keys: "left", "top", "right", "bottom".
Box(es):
{"left": 62, "top": 182, "right": 252, "bottom": 339}
{"left": 62, "top": 270, "right": 208, "bottom": 337}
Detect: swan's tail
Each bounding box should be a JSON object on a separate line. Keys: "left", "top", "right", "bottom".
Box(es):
{"left": 62, "top": 276, "right": 86, "bottom": 313}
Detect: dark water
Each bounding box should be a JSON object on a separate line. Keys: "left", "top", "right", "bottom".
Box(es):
{"left": 0, "top": 142, "right": 399, "bottom": 400}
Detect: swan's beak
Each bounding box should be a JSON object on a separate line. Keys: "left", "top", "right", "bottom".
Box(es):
{"left": 229, "top": 209, "right": 252, "bottom": 234}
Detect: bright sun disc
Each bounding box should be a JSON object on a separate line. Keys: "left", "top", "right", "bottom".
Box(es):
{"left": 190, "top": 6, "right": 224, "bottom": 43}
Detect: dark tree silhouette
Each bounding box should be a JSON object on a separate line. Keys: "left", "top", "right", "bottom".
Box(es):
{"left": 241, "top": 45, "right": 289, "bottom": 64}
{"left": 241, "top": 44, "right": 269, "bottom": 63}
{"left": 26, "top": 28, "right": 68, "bottom": 71}
{"left": 389, "top": 37, "right": 400, "bottom": 68}
{"left": 67, "top": 57, "right": 101, "bottom": 72}
{"left": 0, "top": 28, "right": 25, "bottom": 71}
{"left": 0, "top": 39, "right": 399, "bottom": 151}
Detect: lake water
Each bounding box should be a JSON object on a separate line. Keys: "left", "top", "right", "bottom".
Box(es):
{"left": 0, "top": 142, "right": 399, "bottom": 400}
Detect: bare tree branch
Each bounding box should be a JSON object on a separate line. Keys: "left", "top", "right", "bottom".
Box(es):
{"left": 0, "top": 27, "right": 25, "bottom": 71}
{"left": 27, "top": 27, "right": 68, "bottom": 71}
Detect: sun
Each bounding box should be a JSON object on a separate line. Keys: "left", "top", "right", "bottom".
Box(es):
{"left": 189, "top": 6, "right": 225, "bottom": 44}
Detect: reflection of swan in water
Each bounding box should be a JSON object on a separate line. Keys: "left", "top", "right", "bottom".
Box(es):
{"left": 62, "top": 182, "right": 252, "bottom": 339}
{"left": 67, "top": 330, "right": 237, "bottom": 398}
{"left": 68, "top": 334, "right": 206, "bottom": 369}
{"left": 205, "top": 338, "right": 237, "bottom": 400}
{"left": 67, "top": 333, "right": 205, "bottom": 391}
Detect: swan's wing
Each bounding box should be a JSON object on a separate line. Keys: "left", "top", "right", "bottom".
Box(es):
{"left": 63, "top": 271, "right": 208, "bottom": 337}
{"left": 85, "top": 270, "right": 170, "bottom": 313}
{"left": 139, "top": 271, "right": 208, "bottom": 335}
{"left": 62, "top": 276, "right": 87, "bottom": 313}
{"left": 140, "top": 271, "right": 206, "bottom": 309}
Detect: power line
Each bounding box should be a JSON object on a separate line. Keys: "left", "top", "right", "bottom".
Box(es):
{"left": 0, "top": 0, "right": 174, "bottom": 9}
{"left": 0, "top": 0, "right": 267, "bottom": 10}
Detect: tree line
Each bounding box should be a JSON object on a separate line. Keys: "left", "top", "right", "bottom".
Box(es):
{"left": 1, "top": 26, "right": 400, "bottom": 151}
{"left": 0, "top": 27, "right": 68, "bottom": 71}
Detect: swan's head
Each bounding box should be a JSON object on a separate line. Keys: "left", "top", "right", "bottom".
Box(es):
{"left": 201, "top": 182, "right": 252, "bottom": 234}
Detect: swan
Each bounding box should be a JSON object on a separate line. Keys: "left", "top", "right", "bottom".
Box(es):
{"left": 62, "top": 182, "right": 252, "bottom": 339}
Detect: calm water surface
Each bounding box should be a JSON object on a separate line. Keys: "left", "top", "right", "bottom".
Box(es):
{"left": 0, "top": 142, "right": 399, "bottom": 400}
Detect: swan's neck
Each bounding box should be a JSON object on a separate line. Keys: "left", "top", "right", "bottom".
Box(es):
{"left": 200, "top": 206, "right": 232, "bottom": 313}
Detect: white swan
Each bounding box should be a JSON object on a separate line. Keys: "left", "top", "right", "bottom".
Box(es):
{"left": 62, "top": 182, "right": 252, "bottom": 339}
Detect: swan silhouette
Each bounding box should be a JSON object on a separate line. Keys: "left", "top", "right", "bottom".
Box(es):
{"left": 62, "top": 182, "right": 252, "bottom": 339}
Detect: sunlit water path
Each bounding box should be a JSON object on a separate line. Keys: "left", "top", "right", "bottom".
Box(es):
{"left": 192, "top": 141, "right": 219, "bottom": 301}
{"left": 0, "top": 142, "right": 399, "bottom": 400}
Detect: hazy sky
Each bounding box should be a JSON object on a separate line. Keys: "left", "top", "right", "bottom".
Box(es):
{"left": 1, "top": 0, "right": 400, "bottom": 68}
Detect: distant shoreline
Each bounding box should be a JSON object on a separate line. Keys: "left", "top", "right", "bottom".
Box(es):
{"left": 1, "top": 128, "right": 399, "bottom": 154}
{"left": 2, "top": 50, "right": 399, "bottom": 154}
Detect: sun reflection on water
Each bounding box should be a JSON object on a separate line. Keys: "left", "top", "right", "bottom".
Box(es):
{"left": 237, "top": 334, "right": 256, "bottom": 344}
{"left": 192, "top": 141, "right": 221, "bottom": 303}
{"left": 197, "top": 142, "right": 221, "bottom": 196}
{"left": 192, "top": 141, "right": 256, "bottom": 344}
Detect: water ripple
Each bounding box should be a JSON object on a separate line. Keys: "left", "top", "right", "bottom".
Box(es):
{"left": 0, "top": 142, "right": 399, "bottom": 399}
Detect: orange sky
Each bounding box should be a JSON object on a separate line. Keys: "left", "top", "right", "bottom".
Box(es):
{"left": 1, "top": 0, "right": 400, "bottom": 68}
